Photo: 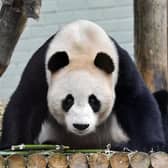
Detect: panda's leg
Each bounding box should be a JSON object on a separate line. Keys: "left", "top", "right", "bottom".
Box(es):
{"left": 0, "top": 103, "right": 31, "bottom": 149}
{"left": 153, "top": 89, "right": 168, "bottom": 145}
{"left": 115, "top": 93, "right": 166, "bottom": 152}
{"left": 153, "top": 89, "right": 168, "bottom": 115}
{"left": 0, "top": 100, "right": 46, "bottom": 149}
{"left": 112, "top": 36, "right": 166, "bottom": 151}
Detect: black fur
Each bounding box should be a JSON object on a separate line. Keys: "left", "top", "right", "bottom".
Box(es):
{"left": 62, "top": 94, "right": 74, "bottom": 112}
{"left": 0, "top": 35, "right": 55, "bottom": 149}
{"left": 88, "top": 94, "right": 101, "bottom": 113}
{"left": 94, "top": 52, "right": 114, "bottom": 73}
{"left": 154, "top": 90, "right": 168, "bottom": 116}
{"left": 0, "top": 34, "right": 166, "bottom": 152}
{"left": 48, "top": 51, "right": 69, "bottom": 73}
{"left": 153, "top": 90, "right": 168, "bottom": 145}
{"left": 111, "top": 38, "right": 165, "bottom": 151}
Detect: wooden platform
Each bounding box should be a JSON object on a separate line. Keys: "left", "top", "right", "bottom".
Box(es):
{"left": 0, "top": 152, "right": 167, "bottom": 168}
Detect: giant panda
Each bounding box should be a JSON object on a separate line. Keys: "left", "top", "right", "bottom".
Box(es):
{"left": 0, "top": 20, "right": 166, "bottom": 151}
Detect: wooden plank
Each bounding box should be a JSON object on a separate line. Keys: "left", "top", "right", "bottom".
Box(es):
{"left": 110, "top": 152, "right": 129, "bottom": 168}
{"left": 0, "top": 156, "right": 5, "bottom": 168}
{"left": 48, "top": 154, "right": 68, "bottom": 168}
{"left": 7, "top": 154, "right": 25, "bottom": 168}
{"left": 69, "top": 153, "right": 88, "bottom": 168}
{"left": 27, "top": 154, "right": 47, "bottom": 168}
{"left": 88, "top": 153, "right": 109, "bottom": 168}
{"left": 129, "top": 152, "right": 150, "bottom": 168}
{"left": 151, "top": 152, "right": 168, "bottom": 168}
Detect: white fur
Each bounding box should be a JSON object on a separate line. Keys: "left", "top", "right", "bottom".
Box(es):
{"left": 37, "top": 121, "right": 57, "bottom": 144}
{"left": 65, "top": 104, "right": 97, "bottom": 135}
{"left": 44, "top": 20, "right": 119, "bottom": 137}
{"left": 47, "top": 70, "right": 114, "bottom": 135}
{"left": 111, "top": 114, "right": 130, "bottom": 143}
{"left": 45, "top": 20, "right": 118, "bottom": 87}
{"left": 37, "top": 113, "right": 130, "bottom": 144}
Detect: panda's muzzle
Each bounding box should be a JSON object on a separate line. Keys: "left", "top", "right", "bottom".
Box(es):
{"left": 73, "top": 123, "right": 89, "bottom": 130}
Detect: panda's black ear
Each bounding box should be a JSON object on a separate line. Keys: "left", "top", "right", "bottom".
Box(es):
{"left": 94, "top": 52, "right": 114, "bottom": 73}
{"left": 48, "top": 51, "right": 69, "bottom": 73}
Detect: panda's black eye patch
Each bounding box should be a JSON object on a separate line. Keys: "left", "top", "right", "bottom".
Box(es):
{"left": 62, "top": 94, "right": 74, "bottom": 112}
{"left": 89, "top": 94, "right": 101, "bottom": 113}
{"left": 94, "top": 52, "right": 114, "bottom": 73}
{"left": 48, "top": 51, "right": 69, "bottom": 73}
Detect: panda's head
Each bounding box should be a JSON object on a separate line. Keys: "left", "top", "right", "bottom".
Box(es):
{"left": 45, "top": 20, "right": 118, "bottom": 136}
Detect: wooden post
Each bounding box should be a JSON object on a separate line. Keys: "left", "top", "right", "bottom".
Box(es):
{"left": 134, "top": 0, "right": 168, "bottom": 92}
{"left": 0, "top": 0, "right": 41, "bottom": 76}
{"left": 0, "top": 4, "right": 27, "bottom": 75}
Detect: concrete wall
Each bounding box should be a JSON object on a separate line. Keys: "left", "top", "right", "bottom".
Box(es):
{"left": 0, "top": 0, "right": 133, "bottom": 101}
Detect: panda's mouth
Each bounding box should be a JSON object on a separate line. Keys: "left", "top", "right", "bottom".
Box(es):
{"left": 70, "top": 127, "right": 94, "bottom": 136}
{"left": 75, "top": 130, "right": 89, "bottom": 136}
{"left": 73, "top": 132, "right": 89, "bottom": 136}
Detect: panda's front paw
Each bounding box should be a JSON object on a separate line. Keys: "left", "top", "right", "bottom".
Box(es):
{"left": 148, "top": 144, "right": 168, "bottom": 153}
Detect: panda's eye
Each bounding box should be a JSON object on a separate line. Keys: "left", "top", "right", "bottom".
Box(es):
{"left": 89, "top": 94, "right": 101, "bottom": 113}
{"left": 62, "top": 94, "right": 74, "bottom": 112}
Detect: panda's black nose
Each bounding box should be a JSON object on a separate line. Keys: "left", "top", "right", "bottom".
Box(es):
{"left": 73, "top": 123, "right": 89, "bottom": 130}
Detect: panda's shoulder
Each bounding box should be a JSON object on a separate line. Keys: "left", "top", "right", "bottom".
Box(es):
{"left": 11, "top": 35, "right": 56, "bottom": 104}
{"left": 113, "top": 38, "right": 157, "bottom": 109}
{"left": 111, "top": 39, "right": 143, "bottom": 92}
